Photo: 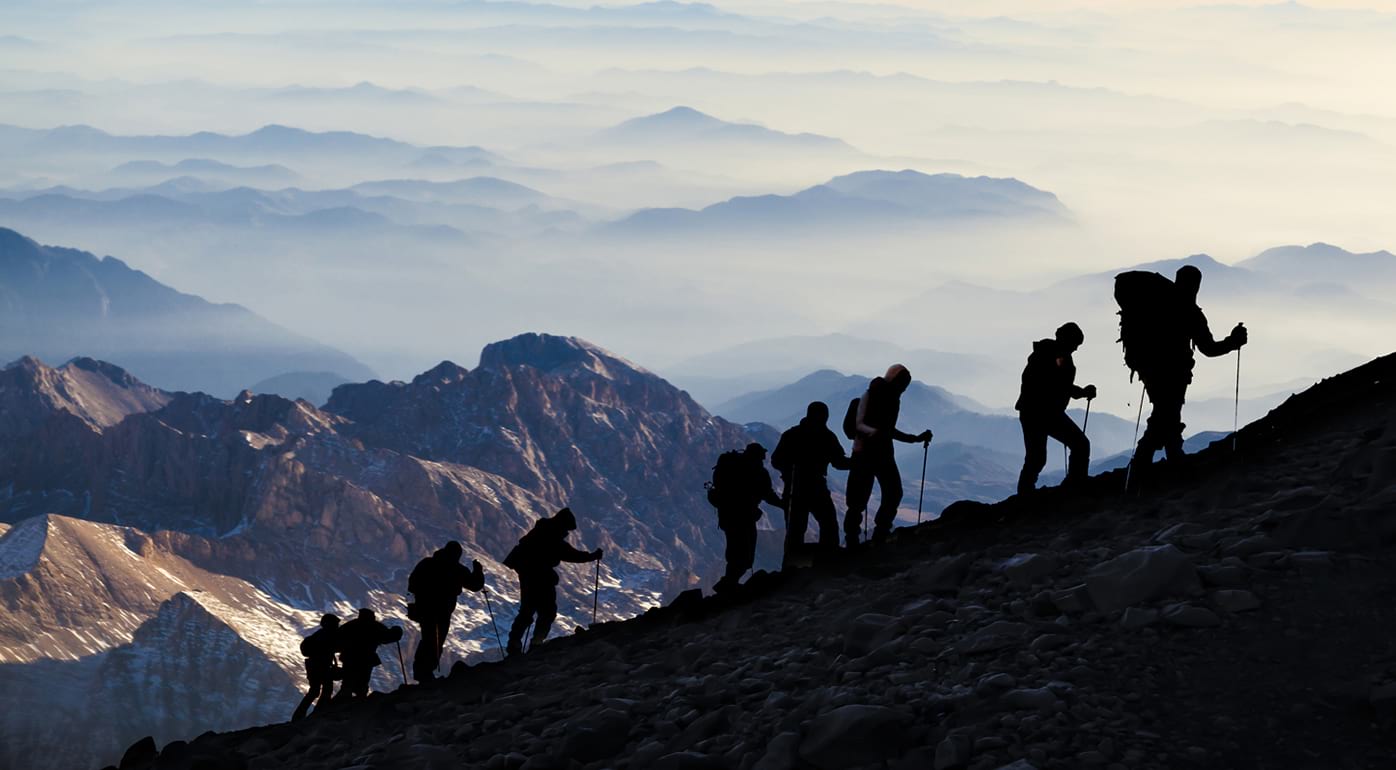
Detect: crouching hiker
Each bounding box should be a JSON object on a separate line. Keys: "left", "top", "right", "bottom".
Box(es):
{"left": 503, "top": 507, "right": 602, "bottom": 656}
{"left": 291, "top": 613, "right": 340, "bottom": 721}
{"left": 1015, "top": 322, "right": 1096, "bottom": 495}
{"left": 707, "top": 442, "right": 783, "bottom": 593}
{"left": 407, "top": 540, "right": 485, "bottom": 682}
{"left": 333, "top": 608, "right": 403, "bottom": 702}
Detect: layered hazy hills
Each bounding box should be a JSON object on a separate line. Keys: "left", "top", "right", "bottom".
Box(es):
{"left": 594, "top": 105, "right": 855, "bottom": 152}
{"left": 0, "top": 335, "right": 766, "bottom": 768}
{"left": 610, "top": 169, "right": 1068, "bottom": 234}
{"left": 0, "top": 227, "right": 374, "bottom": 396}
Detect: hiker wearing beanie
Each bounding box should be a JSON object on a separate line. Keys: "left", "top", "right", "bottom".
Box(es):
{"left": 844, "top": 364, "right": 932, "bottom": 546}
{"left": 333, "top": 608, "right": 403, "bottom": 702}
{"left": 1116, "top": 264, "right": 1247, "bottom": 480}
{"left": 708, "top": 442, "right": 783, "bottom": 593}
{"left": 1015, "top": 322, "right": 1097, "bottom": 495}
{"left": 770, "top": 401, "right": 851, "bottom": 565}
{"left": 406, "top": 540, "right": 485, "bottom": 682}
{"left": 503, "top": 507, "right": 602, "bottom": 655}
{"left": 292, "top": 613, "right": 341, "bottom": 721}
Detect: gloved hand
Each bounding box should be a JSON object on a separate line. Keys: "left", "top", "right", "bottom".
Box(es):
{"left": 1228, "top": 323, "right": 1248, "bottom": 349}
{"left": 592, "top": 548, "right": 604, "bottom": 562}
{"left": 389, "top": 626, "right": 404, "bottom": 641}
{"left": 471, "top": 559, "right": 484, "bottom": 576}
{"left": 918, "top": 429, "right": 933, "bottom": 445}
{"left": 1083, "top": 384, "right": 1098, "bottom": 399}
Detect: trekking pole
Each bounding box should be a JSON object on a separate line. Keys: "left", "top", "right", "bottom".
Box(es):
{"left": 591, "top": 556, "right": 601, "bottom": 626}
{"left": 916, "top": 439, "right": 929, "bottom": 525}
{"left": 395, "top": 639, "right": 407, "bottom": 688}
{"left": 1124, "top": 383, "right": 1147, "bottom": 492}
{"left": 482, "top": 588, "right": 505, "bottom": 661}
{"left": 1232, "top": 348, "right": 1241, "bottom": 452}
{"left": 1084, "top": 398, "right": 1092, "bottom": 432}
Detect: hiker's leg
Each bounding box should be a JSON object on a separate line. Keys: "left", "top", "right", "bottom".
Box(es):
{"left": 811, "top": 487, "right": 839, "bottom": 551}
{"left": 1018, "top": 414, "right": 1049, "bottom": 495}
{"left": 1047, "top": 412, "right": 1090, "bottom": 484}
{"left": 871, "top": 454, "right": 903, "bottom": 538}
{"left": 507, "top": 586, "right": 536, "bottom": 652}
{"left": 843, "top": 453, "right": 873, "bottom": 544}
{"left": 531, "top": 586, "right": 558, "bottom": 645}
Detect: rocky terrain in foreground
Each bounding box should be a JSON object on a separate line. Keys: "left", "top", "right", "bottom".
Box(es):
{"left": 103, "top": 352, "right": 1396, "bottom": 769}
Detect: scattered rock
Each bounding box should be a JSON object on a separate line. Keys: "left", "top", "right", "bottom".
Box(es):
{"left": 999, "top": 553, "right": 1060, "bottom": 589}
{"left": 1086, "top": 545, "right": 1199, "bottom": 612}
{"left": 1049, "top": 584, "right": 1093, "bottom": 614}
{"left": 934, "top": 732, "right": 971, "bottom": 769}
{"left": 958, "top": 621, "right": 1030, "bottom": 654}
{"left": 752, "top": 732, "right": 800, "bottom": 770}
{"left": 1161, "top": 603, "right": 1221, "bottom": 627}
{"left": 798, "top": 705, "right": 913, "bottom": 769}
{"left": 1120, "top": 607, "right": 1159, "bottom": 629}
{"left": 1211, "top": 589, "right": 1260, "bottom": 613}
{"left": 1001, "top": 687, "right": 1059, "bottom": 712}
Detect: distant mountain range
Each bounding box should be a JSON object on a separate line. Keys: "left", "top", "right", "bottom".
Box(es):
{"left": 110, "top": 158, "right": 302, "bottom": 187}
{"left": 0, "top": 334, "right": 764, "bottom": 769}
{"left": 609, "top": 169, "right": 1068, "bottom": 234}
{"left": 595, "top": 106, "right": 855, "bottom": 153}
{"left": 0, "top": 227, "right": 373, "bottom": 395}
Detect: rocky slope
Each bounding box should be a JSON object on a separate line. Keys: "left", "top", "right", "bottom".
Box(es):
{"left": 111, "top": 350, "right": 1396, "bottom": 770}
{"left": 0, "top": 336, "right": 763, "bottom": 770}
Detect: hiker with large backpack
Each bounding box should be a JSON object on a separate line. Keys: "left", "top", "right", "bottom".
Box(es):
{"left": 843, "top": 365, "right": 933, "bottom": 546}
{"left": 770, "top": 402, "right": 851, "bottom": 566}
{"left": 291, "top": 613, "right": 341, "bottom": 721}
{"left": 503, "top": 507, "right": 602, "bottom": 656}
{"left": 406, "top": 541, "right": 485, "bottom": 682}
{"left": 707, "top": 442, "right": 782, "bottom": 593}
{"left": 1015, "top": 322, "right": 1097, "bottom": 495}
{"left": 1115, "top": 264, "right": 1247, "bottom": 480}
{"left": 333, "top": 608, "right": 403, "bottom": 702}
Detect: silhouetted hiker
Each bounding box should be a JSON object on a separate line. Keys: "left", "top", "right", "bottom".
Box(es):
{"left": 333, "top": 608, "right": 403, "bottom": 702}
{"left": 708, "top": 442, "right": 782, "bottom": 593}
{"left": 1116, "top": 264, "right": 1247, "bottom": 479}
{"left": 1015, "top": 322, "right": 1097, "bottom": 495}
{"left": 503, "top": 507, "right": 602, "bottom": 655}
{"left": 291, "top": 613, "right": 340, "bottom": 721}
{"left": 843, "top": 365, "right": 932, "bottom": 546}
{"left": 771, "top": 402, "right": 851, "bottom": 565}
{"left": 407, "top": 541, "right": 485, "bottom": 682}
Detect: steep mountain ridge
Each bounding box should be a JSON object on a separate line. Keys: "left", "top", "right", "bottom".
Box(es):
{"left": 113, "top": 350, "right": 1396, "bottom": 770}
{"left": 0, "top": 228, "right": 374, "bottom": 396}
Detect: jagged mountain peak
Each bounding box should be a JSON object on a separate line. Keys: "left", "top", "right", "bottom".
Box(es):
{"left": 0, "top": 353, "right": 170, "bottom": 434}
{"left": 478, "top": 333, "right": 649, "bottom": 380}
{"left": 411, "top": 360, "right": 470, "bottom": 386}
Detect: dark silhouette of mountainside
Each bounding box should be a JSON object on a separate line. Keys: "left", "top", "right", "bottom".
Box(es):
{"left": 609, "top": 169, "right": 1068, "bottom": 234}
{"left": 0, "top": 336, "right": 767, "bottom": 770}
{"left": 93, "top": 349, "right": 1396, "bottom": 770}
{"left": 0, "top": 227, "right": 373, "bottom": 395}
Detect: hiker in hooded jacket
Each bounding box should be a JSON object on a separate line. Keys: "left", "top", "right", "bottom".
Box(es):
{"left": 844, "top": 364, "right": 933, "bottom": 546}
{"left": 291, "top": 613, "right": 340, "bottom": 721}
{"left": 709, "top": 442, "right": 783, "bottom": 593}
{"left": 333, "top": 608, "right": 403, "bottom": 702}
{"left": 771, "top": 402, "right": 851, "bottom": 566}
{"left": 1116, "top": 264, "right": 1247, "bottom": 478}
{"left": 1015, "top": 322, "right": 1097, "bottom": 495}
{"left": 407, "top": 540, "right": 485, "bottom": 682}
{"left": 504, "top": 507, "right": 602, "bottom": 656}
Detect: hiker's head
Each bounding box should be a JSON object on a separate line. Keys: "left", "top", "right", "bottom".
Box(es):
{"left": 805, "top": 401, "right": 830, "bottom": 424}
{"left": 554, "top": 507, "right": 578, "bottom": 531}
{"left": 1055, "top": 322, "right": 1084, "bottom": 352}
{"left": 1176, "top": 265, "right": 1202, "bottom": 300}
{"left": 358, "top": 607, "right": 375, "bottom": 621}
{"left": 320, "top": 613, "right": 340, "bottom": 629}
{"left": 744, "top": 442, "right": 767, "bottom": 460}
{"left": 885, "top": 364, "right": 912, "bottom": 393}
{"left": 440, "top": 540, "right": 463, "bottom": 562}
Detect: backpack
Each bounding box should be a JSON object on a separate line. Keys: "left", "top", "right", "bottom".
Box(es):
{"left": 770, "top": 428, "right": 794, "bottom": 475}
{"left": 841, "top": 397, "right": 860, "bottom": 441}
{"left": 1114, "top": 270, "right": 1177, "bottom": 381}
{"left": 706, "top": 450, "right": 743, "bottom": 508}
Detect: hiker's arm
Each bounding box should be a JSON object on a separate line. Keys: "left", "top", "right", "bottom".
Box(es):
{"left": 829, "top": 436, "right": 852, "bottom": 471}
{"left": 761, "top": 473, "right": 782, "bottom": 507}
{"left": 559, "top": 543, "right": 595, "bottom": 563}
{"left": 463, "top": 560, "right": 484, "bottom": 592}
{"left": 1193, "top": 311, "right": 1244, "bottom": 357}
{"left": 894, "top": 427, "right": 933, "bottom": 444}
{"left": 1070, "top": 383, "right": 1096, "bottom": 399}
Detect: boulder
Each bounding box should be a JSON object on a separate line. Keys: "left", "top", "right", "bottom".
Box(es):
{"left": 1162, "top": 603, "right": 1221, "bottom": 627}
{"left": 998, "top": 553, "right": 1059, "bottom": 589}
{"left": 1000, "top": 687, "right": 1058, "bottom": 712}
{"left": 798, "top": 705, "right": 913, "bottom": 769}
{"left": 1212, "top": 590, "right": 1261, "bottom": 613}
{"left": 752, "top": 732, "right": 801, "bottom": 770}
{"left": 957, "top": 621, "right": 1030, "bottom": 654}
{"left": 934, "top": 732, "right": 971, "bottom": 770}
{"left": 1120, "top": 607, "right": 1160, "bottom": 629}
{"left": 1086, "top": 545, "right": 1199, "bottom": 612}
{"left": 119, "top": 737, "right": 158, "bottom": 770}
